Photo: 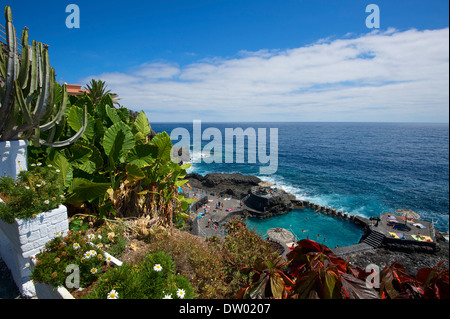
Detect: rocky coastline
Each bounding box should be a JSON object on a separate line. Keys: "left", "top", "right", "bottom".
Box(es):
{"left": 186, "top": 172, "right": 449, "bottom": 277}
{"left": 186, "top": 172, "right": 262, "bottom": 198}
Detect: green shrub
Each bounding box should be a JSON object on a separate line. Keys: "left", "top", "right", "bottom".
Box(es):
{"left": 86, "top": 251, "right": 196, "bottom": 299}
{"left": 0, "top": 164, "right": 65, "bottom": 223}
{"left": 69, "top": 217, "right": 127, "bottom": 259}
{"left": 30, "top": 230, "right": 107, "bottom": 289}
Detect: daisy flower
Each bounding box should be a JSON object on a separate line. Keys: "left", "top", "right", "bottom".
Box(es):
{"left": 84, "top": 251, "right": 92, "bottom": 259}
{"left": 153, "top": 264, "right": 162, "bottom": 272}
{"left": 107, "top": 290, "right": 119, "bottom": 299}
{"left": 73, "top": 243, "right": 80, "bottom": 250}
{"left": 44, "top": 200, "right": 50, "bottom": 204}
{"left": 105, "top": 256, "right": 113, "bottom": 263}
{"left": 55, "top": 169, "right": 61, "bottom": 173}
{"left": 163, "top": 294, "right": 172, "bottom": 299}
{"left": 87, "top": 234, "right": 95, "bottom": 240}
{"left": 176, "top": 289, "right": 186, "bottom": 299}
{"left": 90, "top": 268, "right": 98, "bottom": 275}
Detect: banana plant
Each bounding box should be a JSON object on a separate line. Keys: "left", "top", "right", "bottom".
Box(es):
{"left": 118, "top": 131, "right": 196, "bottom": 227}
{"left": 0, "top": 5, "right": 87, "bottom": 146}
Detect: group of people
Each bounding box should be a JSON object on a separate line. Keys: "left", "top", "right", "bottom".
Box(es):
{"left": 215, "top": 201, "right": 224, "bottom": 210}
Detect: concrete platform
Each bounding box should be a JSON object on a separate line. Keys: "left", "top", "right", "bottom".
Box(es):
{"left": 372, "top": 213, "right": 435, "bottom": 244}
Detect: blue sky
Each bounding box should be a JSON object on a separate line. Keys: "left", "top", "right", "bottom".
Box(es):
{"left": 3, "top": 0, "right": 449, "bottom": 122}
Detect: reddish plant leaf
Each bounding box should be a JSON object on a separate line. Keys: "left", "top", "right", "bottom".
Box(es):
{"left": 340, "top": 273, "right": 380, "bottom": 299}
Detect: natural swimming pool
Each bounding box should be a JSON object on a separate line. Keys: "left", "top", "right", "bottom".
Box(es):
{"left": 245, "top": 208, "right": 364, "bottom": 249}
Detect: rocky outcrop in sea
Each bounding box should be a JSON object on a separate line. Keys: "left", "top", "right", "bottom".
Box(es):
{"left": 186, "top": 172, "right": 262, "bottom": 198}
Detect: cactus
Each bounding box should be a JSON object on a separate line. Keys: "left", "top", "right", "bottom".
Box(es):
{"left": 0, "top": 5, "right": 87, "bottom": 147}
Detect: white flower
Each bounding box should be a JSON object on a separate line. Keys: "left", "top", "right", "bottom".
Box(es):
{"left": 37, "top": 162, "right": 42, "bottom": 167}
{"left": 55, "top": 169, "right": 61, "bottom": 173}
{"left": 176, "top": 289, "right": 186, "bottom": 299}
{"left": 105, "top": 256, "right": 113, "bottom": 263}
{"left": 90, "top": 250, "right": 97, "bottom": 257}
{"left": 97, "top": 235, "right": 102, "bottom": 240}
{"left": 87, "top": 234, "right": 95, "bottom": 240}
{"left": 107, "top": 290, "right": 119, "bottom": 299}
{"left": 163, "top": 294, "right": 172, "bottom": 299}
{"left": 24, "top": 186, "right": 30, "bottom": 190}
{"left": 73, "top": 243, "right": 80, "bottom": 250}
{"left": 84, "top": 251, "right": 92, "bottom": 259}
{"left": 31, "top": 164, "right": 36, "bottom": 167}
{"left": 90, "top": 268, "right": 98, "bottom": 274}
{"left": 44, "top": 200, "right": 50, "bottom": 204}
{"left": 36, "top": 184, "right": 42, "bottom": 188}
{"left": 47, "top": 164, "right": 53, "bottom": 168}
{"left": 96, "top": 243, "right": 104, "bottom": 248}
{"left": 153, "top": 264, "right": 162, "bottom": 272}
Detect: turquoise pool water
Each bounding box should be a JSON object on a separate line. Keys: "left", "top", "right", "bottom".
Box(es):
{"left": 245, "top": 209, "right": 364, "bottom": 249}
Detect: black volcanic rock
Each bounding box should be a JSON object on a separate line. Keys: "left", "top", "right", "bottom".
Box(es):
{"left": 186, "top": 173, "right": 261, "bottom": 198}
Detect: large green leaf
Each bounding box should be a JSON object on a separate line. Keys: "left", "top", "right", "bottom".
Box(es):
{"left": 66, "top": 178, "right": 110, "bottom": 204}
{"left": 126, "top": 144, "right": 158, "bottom": 168}
{"left": 50, "top": 151, "right": 73, "bottom": 188}
{"left": 102, "top": 121, "right": 135, "bottom": 163}
{"left": 134, "top": 111, "right": 151, "bottom": 136}
{"left": 75, "top": 140, "right": 104, "bottom": 169}
{"left": 126, "top": 163, "right": 145, "bottom": 181}
{"left": 150, "top": 131, "right": 173, "bottom": 161}
{"left": 106, "top": 104, "right": 122, "bottom": 125}
{"left": 67, "top": 105, "right": 95, "bottom": 140}
{"left": 69, "top": 143, "right": 93, "bottom": 164}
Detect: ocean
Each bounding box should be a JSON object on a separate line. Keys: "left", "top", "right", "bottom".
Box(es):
{"left": 152, "top": 122, "right": 449, "bottom": 238}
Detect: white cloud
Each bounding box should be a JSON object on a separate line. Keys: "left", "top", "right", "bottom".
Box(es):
{"left": 80, "top": 28, "right": 449, "bottom": 123}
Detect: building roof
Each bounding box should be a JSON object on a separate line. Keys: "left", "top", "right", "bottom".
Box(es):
{"left": 66, "top": 84, "right": 89, "bottom": 96}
